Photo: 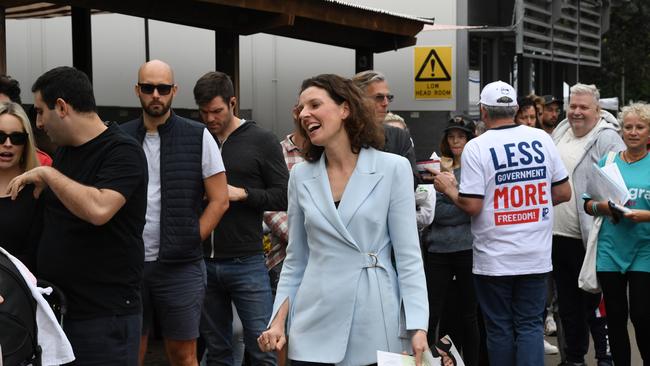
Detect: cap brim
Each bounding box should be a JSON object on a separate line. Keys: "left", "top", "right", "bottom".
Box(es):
{"left": 444, "top": 125, "right": 474, "bottom": 134}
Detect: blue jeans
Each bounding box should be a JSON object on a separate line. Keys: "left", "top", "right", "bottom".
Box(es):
{"left": 473, "top": 273, "right": 547, "bottom": 366}
{"left": 201, "top": 254, "right": 276, "bottom": 366}
{"left": 63, "top": 313, "right": 141, "bottom": 366}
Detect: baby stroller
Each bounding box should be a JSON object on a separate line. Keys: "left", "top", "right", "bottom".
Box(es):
{"left": 1, "top": 251, "right": 68, "bottom": 366}
{"left": 35, "top": 280, "right": 67, "bottom": 327}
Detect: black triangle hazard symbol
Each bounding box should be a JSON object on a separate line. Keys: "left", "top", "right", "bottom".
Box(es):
{"left": 415, "top": 49, "right": 451, "bottom": 82}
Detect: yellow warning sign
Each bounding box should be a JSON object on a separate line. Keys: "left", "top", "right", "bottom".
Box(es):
{"left": 414, "top": 46, "right": 452, "bottom": 100}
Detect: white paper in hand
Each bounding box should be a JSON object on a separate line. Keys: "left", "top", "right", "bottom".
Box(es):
{"left": 600, "top": 163, "right": 629, "bottom": 204}
{"left": 586, "top": 163, "right": 629, "bottom": 205}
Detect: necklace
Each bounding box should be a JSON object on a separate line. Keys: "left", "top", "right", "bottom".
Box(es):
{"left": 623, "top": 150, "right": 648, "bottom": 163}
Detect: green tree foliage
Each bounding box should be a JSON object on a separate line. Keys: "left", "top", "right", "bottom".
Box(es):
{"left": 581, "top": 0, "right": 650, "bottom": 103}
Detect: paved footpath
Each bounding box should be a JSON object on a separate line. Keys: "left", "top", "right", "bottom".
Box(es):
{"left": 544, "top": 320, "right": 641, "bottom": 365}
{"left": 143, "top": 323, "right": 641, "bottom": 365}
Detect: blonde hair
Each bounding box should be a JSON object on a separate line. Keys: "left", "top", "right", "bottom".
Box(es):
{"left": 383, "top": 112, "right": 408, "bottom": 130}
{"left": 618, "top": 101, "right": 650, "bottom": 128}
{"left": 0, "top": 101, "right": 40, "bottom": 172}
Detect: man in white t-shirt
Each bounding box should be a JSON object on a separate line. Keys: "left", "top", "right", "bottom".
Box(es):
{"left": 550, "top": 83, "right": 623, "bottom": 366}
{"left": 122, "top": 60, "right": 230, "bottom": 366}
{"left": 433, "top": 81, "right": 571, "bottom": 366}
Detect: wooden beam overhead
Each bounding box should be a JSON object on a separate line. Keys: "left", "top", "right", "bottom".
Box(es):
{"left": 198, "top": 0, "right": 425, "bottom": 36}
{"left": 3, "top": 0, "right": 429, "bottom": 53}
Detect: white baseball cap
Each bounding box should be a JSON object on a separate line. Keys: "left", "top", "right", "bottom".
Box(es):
{"left": 479, "top": 81, "right": 518, "bottom": 107}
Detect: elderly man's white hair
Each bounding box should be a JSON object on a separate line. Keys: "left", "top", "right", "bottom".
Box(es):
{"left": 570, "top": 83, "right": 600, "bottom": 104}
{"left": 352, "top": 70, "right": 387, "bottom": 91}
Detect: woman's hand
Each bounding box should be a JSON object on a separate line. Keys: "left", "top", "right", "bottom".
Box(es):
{"left": 257, "top": 324, "right": 286, "bottom": 352}
{"left": 586, "top": 199, "right": 611, "bottom": 217}
{"left": 258, "top": 298, "right": 289, "bottom": 352}
{"left": 411, "top": 329, "right": 428, "bottom": 366}
{"left": 624, "top": 209, "right": 650, "bottom": 223}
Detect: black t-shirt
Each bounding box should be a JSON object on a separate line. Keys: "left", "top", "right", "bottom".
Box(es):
{"left": 0, "top": 184, "right": 42, "bottom": 272}
{"left": 37, "top": 122, "right": 148, "bottom": 319}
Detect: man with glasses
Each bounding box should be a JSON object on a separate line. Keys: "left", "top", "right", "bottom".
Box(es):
{"left": 7, "top": 66, "right": 148, "bottom": 365}
{"left": 122, "top": 60, "right": 229, "bottom": 366}
{"left": 352, "top": 70, "right": 417, "bottom": 182}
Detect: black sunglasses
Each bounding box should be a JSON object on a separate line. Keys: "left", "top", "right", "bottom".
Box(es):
{"left": 373, "top": 93, "right": 395, "bottom": 103}
{"left": 0, "top": 131, "right": 28, "bottom": 145}
{"left": 138, "top": 83, "right": 174, "bottom": 95}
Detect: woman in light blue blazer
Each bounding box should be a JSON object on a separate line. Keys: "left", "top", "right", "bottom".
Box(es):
{"left": 257, "top": 74, "right": 429, "bottom": 366}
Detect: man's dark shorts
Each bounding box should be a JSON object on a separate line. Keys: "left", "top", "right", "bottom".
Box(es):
{"left": 142, "top": 260, "right": 206, "bottom": 340}
{"left": 63, "top": 313, "right": 141, "bottom": 365}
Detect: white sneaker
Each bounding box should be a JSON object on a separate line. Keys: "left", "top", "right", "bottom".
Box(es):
{"left": 545, "top": 315, "right": 557, "bottom": 336}
{"left": 544, "top": 339, "right": 559, "bottom": 355}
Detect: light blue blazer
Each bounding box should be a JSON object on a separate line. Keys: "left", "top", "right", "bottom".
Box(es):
{"left": 272, "top": 147, "right": 429, "bottom": 366}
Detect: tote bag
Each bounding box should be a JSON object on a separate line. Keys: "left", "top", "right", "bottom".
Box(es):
{"left": 578, "top": 151, "right": 617, "bottom": 294}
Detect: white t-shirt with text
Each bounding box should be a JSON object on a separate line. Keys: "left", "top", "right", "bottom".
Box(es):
{"left": 459, "top": 125, "right": 568, "bottom": 276}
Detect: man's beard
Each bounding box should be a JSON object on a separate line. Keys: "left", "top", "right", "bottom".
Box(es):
{"left": 542, "top": 118, "right": 557, "bottom": 128}
{"left": 142, "top": 99, "right": 172, "bottom": 117}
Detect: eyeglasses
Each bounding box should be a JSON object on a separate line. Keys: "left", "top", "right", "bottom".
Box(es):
{"left": 137, "top": 83, "right": 174, "bottom": 95}
{"left": 0, "top": 131, "right": 28, "bottom": 145}
{"left": 373, "top": 94, "right": 395, "bottom": 103}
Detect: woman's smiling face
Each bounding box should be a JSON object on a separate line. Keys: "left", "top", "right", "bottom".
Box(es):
{"left": 622, "top": 113, "right": 650, "bottom": 150}
{"left": 298, "top": 86, "right": 349, "bottom": 147}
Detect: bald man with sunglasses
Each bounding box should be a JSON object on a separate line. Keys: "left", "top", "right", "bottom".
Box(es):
{"left": 122, "top": 60, "right": 230, "bottom": 366}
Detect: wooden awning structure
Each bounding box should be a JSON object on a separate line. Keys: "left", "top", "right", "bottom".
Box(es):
{"left": 2, "top": 1, "right": 429, "bottom": 52}
{"left": 3, "top": 2, "right": 101, "bottom": 18}
{"left": 0, "top": 0, "right": 432, "bottom": 95}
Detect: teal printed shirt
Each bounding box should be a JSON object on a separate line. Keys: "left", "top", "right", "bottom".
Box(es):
{"left": 597, "top": 153, "right": 650, "bottom": 273}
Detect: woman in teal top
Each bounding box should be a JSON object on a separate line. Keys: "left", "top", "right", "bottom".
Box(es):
{"left": 585, "top": 102, "right": 650, "bottom": 366}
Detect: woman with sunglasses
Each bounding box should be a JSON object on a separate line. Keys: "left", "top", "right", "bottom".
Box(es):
{"left": 422, "top": 116, "right": 479, "bottom": 365}
{"left": 257, "top": 74, "right": 429, "bottom": 366}
{"left": 0, "top": 101, "right": 41, "bottom": 271}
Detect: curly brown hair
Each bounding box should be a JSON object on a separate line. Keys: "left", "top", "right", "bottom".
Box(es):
{"left": 296, "top": 74, "right": 384, "bottom": 162}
